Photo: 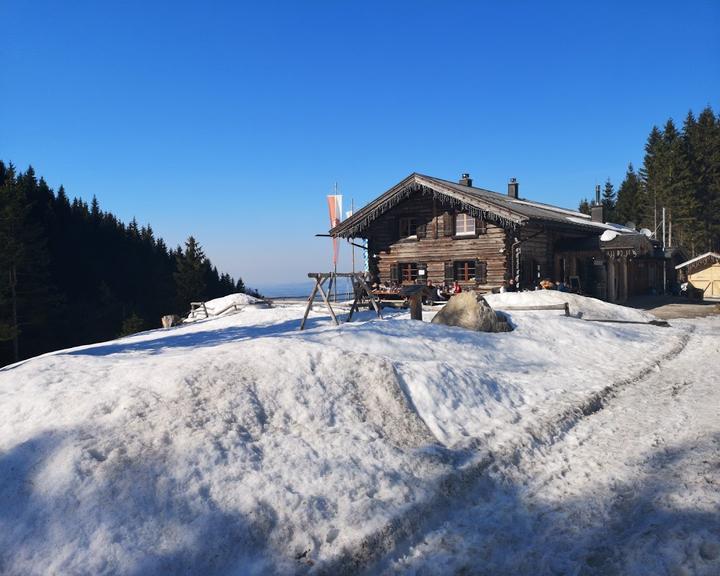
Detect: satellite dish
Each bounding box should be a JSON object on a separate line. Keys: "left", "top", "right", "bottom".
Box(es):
{"left": 640, "top": 228, "right": 652, "bottom": 238}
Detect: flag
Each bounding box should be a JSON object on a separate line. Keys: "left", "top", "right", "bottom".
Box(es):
{"left": 327, "top": 195, "right": 343, "bottom": 266}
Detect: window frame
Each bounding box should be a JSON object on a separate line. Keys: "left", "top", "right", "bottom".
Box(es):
{"left": 454, "top": 213, "right": 476, "bottom": 237}
{"left": 399, "top": 262, "right": 419, "bottom": 282}
{"left": 398, "top": 217, "right": 418, "bottom": 239}
{"left": 453, "top": 260, "right": 476, "bottom": 282}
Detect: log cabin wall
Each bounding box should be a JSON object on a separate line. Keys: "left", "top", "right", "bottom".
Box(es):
{"left": 364, "top": 192, "right": 509, "bottom": 290}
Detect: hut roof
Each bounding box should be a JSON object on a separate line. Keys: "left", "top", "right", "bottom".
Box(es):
{"left": 675, "top": 252, "right": 720, "bottom": 271}
{"left": 330, "top": 173, "right": 619, "bottom": 238}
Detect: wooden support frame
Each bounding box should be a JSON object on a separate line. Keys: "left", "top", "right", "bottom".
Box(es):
{"left": 300, "top": 272, "right": 382, "bottom": 330}
{"left": 190, "top": 301, "right": 209, "bottom": 318}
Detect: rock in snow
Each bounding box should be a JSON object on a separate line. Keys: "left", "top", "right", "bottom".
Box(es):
{"left": 430, "top": 292, "right": 511, "bottom": 332}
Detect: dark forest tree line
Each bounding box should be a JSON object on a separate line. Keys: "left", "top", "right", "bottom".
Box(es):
{"left": 579, "top": 106, "right": 720, "bottom": 253}
{"left": 0, "top": 162, "right": 250, "bottom": 366}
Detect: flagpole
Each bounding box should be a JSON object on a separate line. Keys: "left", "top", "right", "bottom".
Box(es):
{"left": 334, "top": 182, "right": 338, "bottom": 303}
{"left": 351, "top": 198, "right": 355, "bottom": 276}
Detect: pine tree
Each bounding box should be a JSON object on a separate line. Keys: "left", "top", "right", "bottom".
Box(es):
{"left": 639, "top": 125, "right": 665, "bottom": 232}
{"left": 90, "top": 195, "right": 101, "bottom": 222}
{"left": 0, "top": 163, "right": 22, "bottom": 358}
{"left": 615, "top": 163, "right": 644, "bottom": 227}
{"left": 0, "top": 162, "right": 241, "bottom": 365}
{"left": 659, "top": 119, "right": 696, "bottom": 248}
{"left": 685, "top": 106, "right": 720, "bottom": 251}
{"left": 119, "top": 312, "right": 145, "bottom": 337}
{"left": 602, "top": 178, "right": 616, "bottom": 222}
{"left": 174, "top": 236, "right": 208, "bottom": 313}
{"left": 0, "top": 165, "right": 54, "bottom": 362}
{"left": 577, "top": 198, "right": 591, "bottom": 215}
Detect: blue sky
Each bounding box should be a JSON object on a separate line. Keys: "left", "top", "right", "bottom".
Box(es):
{"left": 3, "top": 1, "right": 718, "bottom": 289}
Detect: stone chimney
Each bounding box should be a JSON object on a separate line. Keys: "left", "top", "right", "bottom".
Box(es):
{"left": 591, "top": 184, "right": 604, "bottom": 222}
{"left": 508, "top": 178, "right": 519, "bottom": 199}
{"left": 459, "top": 173, "right": 473, "bottom": 187}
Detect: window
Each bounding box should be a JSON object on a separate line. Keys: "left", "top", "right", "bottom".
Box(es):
{"left": 400, "top": 262, "right": 418, "bottom": 282}
{"left": 454, "top": 260, "right": 476, "bottom": 282}
{"left": 455, "top": 213, "right": 476, "bottom": 236}
{"left": 399, "top": 217, "right": 418, "bottom": 238}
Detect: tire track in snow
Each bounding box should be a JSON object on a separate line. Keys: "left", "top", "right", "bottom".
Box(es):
{"left": 311, "top": 325, "right": 695, "bottom": 576}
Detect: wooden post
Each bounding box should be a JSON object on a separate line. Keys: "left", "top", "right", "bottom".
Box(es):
{"left": 399, "top": 285, "right": 427, "bottom": 321}
{"left": 315, "top": 278, "right": 339, "bottom": 326}
{"left": 408, "top": 294, "right": 423, "bottom": 320}
{"left": 299, "top": 277, "right": 321, "bottom": 330}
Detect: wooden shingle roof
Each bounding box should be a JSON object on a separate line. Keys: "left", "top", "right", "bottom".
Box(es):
{"left": 330, "top": 173, "right": 614, "bottom": 238}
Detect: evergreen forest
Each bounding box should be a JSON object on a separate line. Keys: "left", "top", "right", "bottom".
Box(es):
{"left": 578, "top": 106, "right": 720, "bottom": 253}
{"left": 0, "top": 162, "right": 248, "bottom": 367}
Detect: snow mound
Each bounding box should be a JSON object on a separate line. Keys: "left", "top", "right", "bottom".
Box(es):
{"left": 485, "top": 290, "right": 656, "bottom": 322}
{"left": 0, "top": 301, "right": 681, "bottom": 574}
{"left": 186, "top": 292, "right": 261, "bottom": 321}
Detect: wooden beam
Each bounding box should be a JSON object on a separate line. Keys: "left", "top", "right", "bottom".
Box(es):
{"left": 315, "top": 278, "right": 339, "bottom": 326}
{"left": 299, "top": 278, "right": 321, "bottom": 330}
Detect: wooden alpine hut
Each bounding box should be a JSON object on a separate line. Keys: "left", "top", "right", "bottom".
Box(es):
{"left": 329, "top": 172, "right": 677, "bottom": 301}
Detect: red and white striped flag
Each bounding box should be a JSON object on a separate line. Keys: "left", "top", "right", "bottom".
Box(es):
{"left": 327, "top": 195, "right": 343, "bottom": 266}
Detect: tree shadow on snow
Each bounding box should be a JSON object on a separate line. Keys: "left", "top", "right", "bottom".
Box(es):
{"left": 0, "top": 426, "right": 279, "bottom": 575}
{"left": 61, "top": 315, "right": 332, "bottom": 358}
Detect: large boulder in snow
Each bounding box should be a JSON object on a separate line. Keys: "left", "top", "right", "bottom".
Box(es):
{"left": 431, "top": 292, "right": 511, "bottom": 332}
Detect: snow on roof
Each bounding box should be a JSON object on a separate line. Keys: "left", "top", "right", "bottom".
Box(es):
{"left": 509, "top": 198, "right": 590, "bottom": 218}
{"left": 564, "top": 216, "right": 636, "bottom": 232}
{"left": 675, "top": 252, "right": 720, "bottom": 270}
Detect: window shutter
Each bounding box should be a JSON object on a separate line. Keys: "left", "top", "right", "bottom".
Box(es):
{"left": 390, "top": 263, "right": 399, "bottom": 283}
{"left": 417, "top": 222, "right": 427, "bottom": 239}
{"left": 444, "top": 262, "right": 454, "bottom": 284}
{"left": 475, "top": 217, "right": 487, "bottom": 236}
{"left": 443, "top": 212, "right": 454, "bottom": 237}
{"left": 476, "top": 260, "right": 487, "bottom": 284}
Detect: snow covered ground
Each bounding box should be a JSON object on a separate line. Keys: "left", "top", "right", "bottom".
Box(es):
{"left": 382, "top": 317, "right": 720, "bottom": 576}
{"left": 0, "top": 292, "right": 717, "bottom": 575}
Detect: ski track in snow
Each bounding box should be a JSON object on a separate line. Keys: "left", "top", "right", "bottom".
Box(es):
{"left": 380, "top": 318, "right": 720, "bottom": 576}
